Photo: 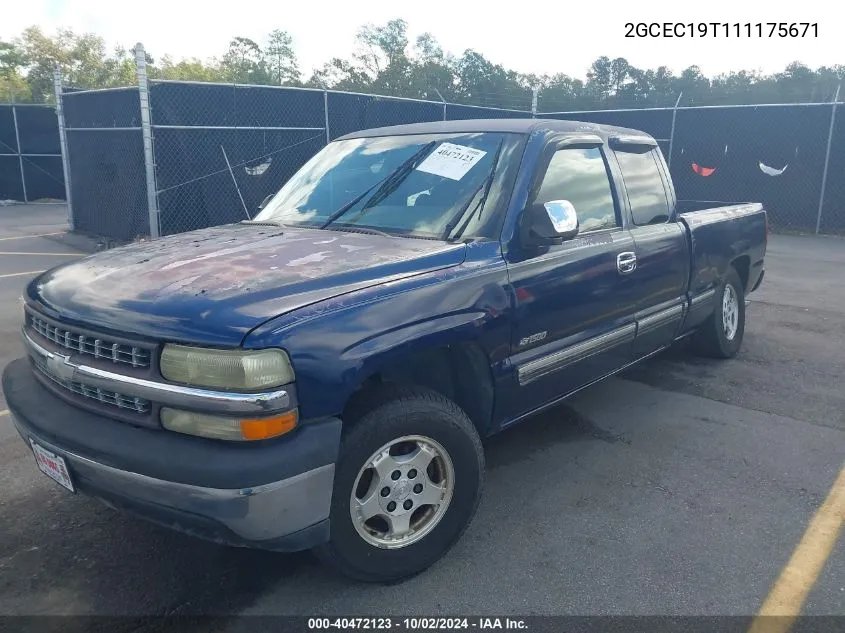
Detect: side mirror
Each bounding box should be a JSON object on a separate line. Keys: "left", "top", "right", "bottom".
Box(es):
{"left": 523, "top": 199, "right": 580, "bottom": 246}
{"left": 258, "top": 194, "right": 274, "bottom": 211}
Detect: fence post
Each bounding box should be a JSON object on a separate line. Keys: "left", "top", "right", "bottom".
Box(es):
{"left": 434, "top": 89, "right": 447, "bottom": 121}
{"left": 53, "top": 68, "right": 74, "bottom": 229}
{"left": 531, "top": 87, "right": 539, "bottom": 118}
{"left": 135, "top": 42, "right": 160, "bottom": 239}
{"left": 323, "top": 89, "right": 331, "bottom": 144}
{"left": 11, "top": 104, "right": 28, "bottom": 203}
{"left": 668, "top": 92, "right": 683, "bottom": 170}
{"left": 815, "top": 84, "right": 840, "bottom": 235}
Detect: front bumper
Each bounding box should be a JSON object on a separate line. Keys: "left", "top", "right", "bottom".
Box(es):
{"left": 3, "top": 358, "right": 341, "bottom": 551}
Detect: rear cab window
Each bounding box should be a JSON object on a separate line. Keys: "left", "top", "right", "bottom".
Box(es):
{"left": 612, "top": 148, "right": 672, "bottom": 226}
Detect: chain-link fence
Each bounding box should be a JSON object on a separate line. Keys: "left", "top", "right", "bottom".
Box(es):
{"left": 60, "top": 85, "right": 149, "bottom": 237}
{"left": 541, "top": 95, "right": 844, "bottom": 234}
{"left": 56, "top": 43, "right": 845, "bottom": 240}
{"left": 149, "top": 80, "right": 327, "bottom": 235}
{"left": 0, "top": 103, "right": 65, "bottom": 202}
{"left": 57, "top": 44, "right": 530, "bottom": 241}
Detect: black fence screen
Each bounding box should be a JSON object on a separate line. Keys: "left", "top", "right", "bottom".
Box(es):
{"left": 62, "top": 87, "right": 149, "bottom": 238}
{"left": 671, "top": 105, "right": 830, "bottom": 232}
{"left": 544, "top": 103, "right": 844, "bottom": 232}
{"left": 149, "top": 82, "right": 327, "bottom": 235}
{"left": 325, "top": 91, "right": 443, "bottom": 139}
{"left": 59, "top": 77, "right": 845, "bottom": 240}
{"left": 820, "top": 108, "right": 845, "bottom": 234}
{"left": 154, "top": 127, "right": 326, "bottom": 235}
{"left": 146, "top": 81, "right": 527, "bottom": 238}
{"left": 0, "top": 104, "right": 64, "bottom": 202}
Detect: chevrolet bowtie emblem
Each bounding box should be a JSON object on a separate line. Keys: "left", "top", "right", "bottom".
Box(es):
{"left": 46, "top": 353, "right": 76, "bottom": 381}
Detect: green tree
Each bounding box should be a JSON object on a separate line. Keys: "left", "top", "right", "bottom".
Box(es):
{"left": 265, "top": 29, "right": 300, "bottom": 85}
{"left": 152, "top": 55, "right": 225, "bottom": 82}
{"left": 410, "top": 33, "right": 455, "bottom": 101}
{"left": 453, "top": 49, "right": 528, "bottom": 108}
{"left": 539, "top": 73, "right": 586, "bottom": 112}
{"left": 711, "top": 69, "right": 763, "bottom": 105}
{"left": 307, "top": 57, "right": 371, "bottom": 91}
{"left": 0, "top": 39, "right": 30, "bottom": 101}
{"left": 609, "top": 57, "right": 631, "bottom": 100}
{"left": 675, "top": 66, "right": 710, "bottom": 106}
{"left": 353, "top": 19, "right": 414, "bottom": 96}
{"left": 221, "top": 36, "right": 268, "bottom": 83}
{"left": 586, "top": 56, "right": 613, "bottom": 103}
{"left": 3, "top": 20, "right": 845, "bottom": 109}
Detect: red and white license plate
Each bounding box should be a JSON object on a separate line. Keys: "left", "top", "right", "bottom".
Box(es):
{"left": 29, "top": 439, "right": 75, "bottom": 492}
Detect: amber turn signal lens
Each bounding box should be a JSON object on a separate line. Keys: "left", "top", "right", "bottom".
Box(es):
{"left": 240, "top": 410, "right": 298, "bottom": 440}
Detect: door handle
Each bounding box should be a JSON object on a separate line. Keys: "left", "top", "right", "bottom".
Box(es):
{"left": 617, "top": 252, "right": 637, "bottom": 274}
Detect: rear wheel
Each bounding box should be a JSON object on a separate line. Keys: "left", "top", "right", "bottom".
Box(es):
{"left": 314, "top": 386, "right": 484, "bottom": 582}
{"left": 692, "top": 266, "right": 745, "bottom": 359}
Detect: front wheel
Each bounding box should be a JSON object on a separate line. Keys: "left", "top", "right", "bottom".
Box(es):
{"left": 692, "top": 266, "right": 746, "bottom": 359}
{"left": 314, "top": 386, "right": 485, "bottom": 582}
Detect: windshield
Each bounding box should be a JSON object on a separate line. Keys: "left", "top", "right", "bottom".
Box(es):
{"left": 254, "top": 132, "right": 513, "bottom": 240}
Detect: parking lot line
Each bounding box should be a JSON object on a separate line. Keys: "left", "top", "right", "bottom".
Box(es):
{"left": 748, "top": 464, "right": 845, "bottom": 633}
{"left": 0, "top": 252, "right": 84, "bottom": 257}
{"left": 0, "top": 270, "right": 45, "bottom": 279}
{"left": 0, "top": 409, "right": 7, "bottom": 417}
{"left": 0, "top": 232, "right": 67, "bottom": 241}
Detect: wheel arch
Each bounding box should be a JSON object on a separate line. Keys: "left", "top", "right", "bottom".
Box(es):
{"left": 730, "top": 254, "right": 751, "bottom": 292}
{"left": 343, "top": 339, "right": 497, "bottom": 439}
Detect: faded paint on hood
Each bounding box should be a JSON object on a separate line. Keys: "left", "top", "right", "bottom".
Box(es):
{"left": 27, "top": 224, "right": 467, "bottom": 346}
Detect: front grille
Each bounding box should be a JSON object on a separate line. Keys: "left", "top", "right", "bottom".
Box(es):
{"left": 33, "top": 358, "right": 151, "bottom": 414}
{"left": 29, "top": 314, "right": 151, "bottom": 369}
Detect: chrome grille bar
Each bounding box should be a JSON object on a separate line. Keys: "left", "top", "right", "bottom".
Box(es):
{"left": 23, "top": 329, "right": 293, "bottom": 416}
{"left": 29, "top": 314, "right": 150, "bottom": 369}
{"left": 33, "top": 358, "right": 151, "bottom": 414}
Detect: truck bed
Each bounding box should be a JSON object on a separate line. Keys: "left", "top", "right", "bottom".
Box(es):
{"left": 677, "top": 201, "right": 767, "bottom": 332}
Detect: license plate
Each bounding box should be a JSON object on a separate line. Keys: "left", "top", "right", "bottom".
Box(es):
{"left": 29, "top": 439, "right": 75, "bottom": 493}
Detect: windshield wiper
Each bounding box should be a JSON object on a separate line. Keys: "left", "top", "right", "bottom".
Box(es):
{"left": 441, "top": 138, "right": 504, "bottom": 241}
{"left": 359, "top": 141, "right": 437, "bottom": 211}
{"left": 326, "top": 225, "right": 393, "bottom": 238}
{"left": 240, "top": 219, "right": 286, "bottom": 227}
{"left": 320, "top": 141, "right": 436, "bottom": 229}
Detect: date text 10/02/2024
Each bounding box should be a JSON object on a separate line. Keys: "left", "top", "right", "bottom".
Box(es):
{"left": 625, "top": 22, "right": 818, "bottom": 38}
{"left": 307, "top": 618, "right": 528, "bottom": 630}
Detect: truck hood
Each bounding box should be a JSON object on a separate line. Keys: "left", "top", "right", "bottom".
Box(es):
{"left": 28, "top": 224, "right": 467, "bottom": 346}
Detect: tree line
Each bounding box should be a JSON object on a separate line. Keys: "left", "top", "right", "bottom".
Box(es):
{"left": 1, "top": 19, "right": 843, "bottom": 110}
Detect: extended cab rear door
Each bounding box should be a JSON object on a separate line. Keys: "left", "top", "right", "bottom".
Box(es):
{"left": 606, "top": 137, "right": 690, "bottom": 358}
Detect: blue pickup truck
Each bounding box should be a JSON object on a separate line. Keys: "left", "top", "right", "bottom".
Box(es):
{"left": 3, "top": 119, "right": 766, "bottom": 582}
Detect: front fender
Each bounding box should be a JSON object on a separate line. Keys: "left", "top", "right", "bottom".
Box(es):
{"left": 243, "top": 241, "right": 512, "bottom": 421}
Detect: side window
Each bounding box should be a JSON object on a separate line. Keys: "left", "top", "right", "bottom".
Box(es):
{"left": 534, "top": 147, "right": 618, "bottom": 233}
{"left": 613, "top": 149, "right": 671, "bottom": 226}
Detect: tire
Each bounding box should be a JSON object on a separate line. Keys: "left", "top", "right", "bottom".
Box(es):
{"left": 692, "top": 266, "right": 746, "bottom": 359}
{"left": 314, "top": 385, "right": 485, "bottom": 583}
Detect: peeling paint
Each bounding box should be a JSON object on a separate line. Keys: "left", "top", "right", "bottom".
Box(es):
{"left": 30, "top": 222, "right": 468, "bottom": 345}
{"left": 287, "top": 251, "right": 331, "bottom": 267}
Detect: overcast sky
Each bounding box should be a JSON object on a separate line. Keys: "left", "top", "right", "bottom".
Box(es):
{"left": 2, "top": 0, "right": 837, "bottom": 82}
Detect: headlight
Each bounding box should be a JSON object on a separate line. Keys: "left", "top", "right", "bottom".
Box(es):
{"left": 161, "top": 408, "right": 298, "bottom": 441}
{"left": 160, "top": 345, "right": 294, "bottom": 390}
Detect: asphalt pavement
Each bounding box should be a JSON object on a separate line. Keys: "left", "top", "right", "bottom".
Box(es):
{"left": 0, "top": 204, "right": 842, "bottom": 621}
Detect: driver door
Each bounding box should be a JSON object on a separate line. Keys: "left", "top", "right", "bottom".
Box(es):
{"left": 503, "top": 143, "right": 639, "bottom": 422}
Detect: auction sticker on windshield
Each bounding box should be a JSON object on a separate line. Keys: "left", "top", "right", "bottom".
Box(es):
{"left": 416, "top": 143, "right": 487, "bottom": 181}
{"left": 30, "top": 439, "right": 75, "bottom": 492}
